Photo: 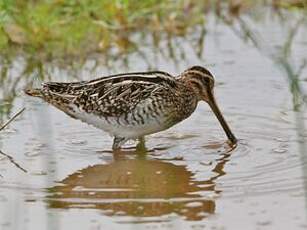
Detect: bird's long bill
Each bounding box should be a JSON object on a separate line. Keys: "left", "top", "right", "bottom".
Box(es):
{"left": 207, "top": 91, "right": 237, "bottom": 146}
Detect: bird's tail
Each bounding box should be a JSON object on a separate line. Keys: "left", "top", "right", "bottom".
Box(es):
{"left": 24, "top": 88, "right": 43, "bottom": 98}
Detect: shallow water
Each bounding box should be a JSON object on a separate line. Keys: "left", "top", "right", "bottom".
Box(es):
{"left": 0, "top": 9, "right": 307, "bottom": 230}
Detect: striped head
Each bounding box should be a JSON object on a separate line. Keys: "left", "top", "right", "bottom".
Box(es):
{"left": 181, "top": 66, "right": 215, "bottom": 102}
{"left": 181, "top": 66, "right": 237, "bottom": 145}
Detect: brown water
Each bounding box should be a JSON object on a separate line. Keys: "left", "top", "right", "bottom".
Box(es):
{"left": 0, "top": 9, "right": 307, "bottom": 230}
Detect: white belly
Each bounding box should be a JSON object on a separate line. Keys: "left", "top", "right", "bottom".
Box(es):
{"left": 70, "top": 105, "right": 169, "bottom": 138}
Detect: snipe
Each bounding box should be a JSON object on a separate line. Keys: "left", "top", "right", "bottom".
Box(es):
{"left": 25, "top": 66, "right": 237, "bottom": 149}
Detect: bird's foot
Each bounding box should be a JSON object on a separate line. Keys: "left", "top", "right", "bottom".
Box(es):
{"left": 112, "top": 136, "right": 147, "bottom": 156}
{"left": 135, "top": 136, "right": 147, "bottom": 153}
{"left": 112, "top": 136, "right": 128, "bottom": 151}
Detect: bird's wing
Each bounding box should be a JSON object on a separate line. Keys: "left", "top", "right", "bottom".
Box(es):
{"left": 41, "top": 71, "right": 178, "bottom": 117}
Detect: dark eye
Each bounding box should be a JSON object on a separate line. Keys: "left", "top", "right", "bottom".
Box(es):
{"left": 190, "top": 80, "right": 203, "bottom": 93}
{"left": 201, "top": 77, "right": 210, "bottom": 85}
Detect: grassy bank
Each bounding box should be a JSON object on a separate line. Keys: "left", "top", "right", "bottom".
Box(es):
{"left": 0, "top": 0, "right": 206, "bottom": 60}
{"left": 0, "top": 0, "right": 306, "bottom": 61}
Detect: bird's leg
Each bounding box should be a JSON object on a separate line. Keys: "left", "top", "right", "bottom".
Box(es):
{"left": 136, "top": 136, "right": 146, "bottom": 152}
{"left": 112, "top": 136, "right": 128, "bottom": 150}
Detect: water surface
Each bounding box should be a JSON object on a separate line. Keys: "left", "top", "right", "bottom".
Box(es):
{"left": 0, "top": 8, "right": 307, "bottom": 230}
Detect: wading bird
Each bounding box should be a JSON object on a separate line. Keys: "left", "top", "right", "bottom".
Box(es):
{"left": 25, "top": 66, "right": 237, "bottom": 150}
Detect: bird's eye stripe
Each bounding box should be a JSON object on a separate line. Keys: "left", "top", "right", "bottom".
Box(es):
{"left": 187, "top": 66, "right": 213, "bottom": 77}
{"left": 185, "top": 70, "right": 211, "bottom": 78}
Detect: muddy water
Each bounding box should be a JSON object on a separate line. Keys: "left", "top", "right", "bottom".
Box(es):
{"left": 1, "top": 10, "right": 307, "bottom": 230}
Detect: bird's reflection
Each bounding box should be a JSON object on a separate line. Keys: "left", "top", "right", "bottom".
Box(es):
{"left": 47, "top": 142, "right": 232, "bottom": 221}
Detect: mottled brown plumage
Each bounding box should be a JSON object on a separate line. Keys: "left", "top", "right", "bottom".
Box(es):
{"left": 25, "top": 66, "right": 237, "bottom": 149}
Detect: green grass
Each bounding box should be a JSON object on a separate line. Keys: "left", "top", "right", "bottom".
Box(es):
{"left": 0, "top": 0, "right": 206, "bottom": 60}
{"left": 0, "top": 0, "right": 306, "bottom": 61}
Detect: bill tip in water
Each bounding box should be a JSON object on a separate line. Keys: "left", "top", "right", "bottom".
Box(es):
{"left": 227, "top": 137, "right": 238, "bottom": 150}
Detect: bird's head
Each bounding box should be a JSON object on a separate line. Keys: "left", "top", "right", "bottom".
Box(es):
{"left": 181, "top": 66, "right": 215, "bottom": 102}
{"left": 181, "top": 66, "right": 237, "bottom": 146}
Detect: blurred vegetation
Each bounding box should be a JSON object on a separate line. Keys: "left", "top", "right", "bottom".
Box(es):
{"left": 0, "top": 0, "right": 306, "bottom": 61}
{"left": 0, "top": 0, "right": 207, "bottom": 61}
